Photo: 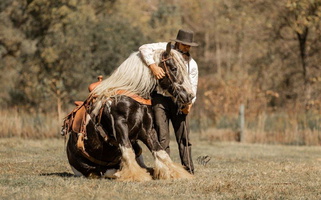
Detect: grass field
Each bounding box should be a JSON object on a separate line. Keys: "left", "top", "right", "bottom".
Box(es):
{"left": 0, "top": 137, "right": 321, "bottom": 200}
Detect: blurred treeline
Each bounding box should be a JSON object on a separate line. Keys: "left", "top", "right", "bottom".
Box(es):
{"left": 1, "top": 0, "right": 321, "bottom": 143}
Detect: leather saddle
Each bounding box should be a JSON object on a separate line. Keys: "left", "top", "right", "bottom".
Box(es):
{"left": 61, "top": 101, "right": 87, "bottom": 136}
{"left": 61, "top": 75, "right": 152, "bottom": 137}
{"left": 61, "top": 76, "right": 103, "bottom": 136}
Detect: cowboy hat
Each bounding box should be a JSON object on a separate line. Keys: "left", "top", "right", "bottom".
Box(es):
{"left": 172, "top": 29, "right": 198, "bottom": 47}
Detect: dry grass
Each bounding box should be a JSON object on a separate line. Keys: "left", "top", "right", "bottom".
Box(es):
{"left": 1, "top": 108, "right": 321, "bottom": 146}
{"left": 0, "top": 137, "right": 321, "bottom": 199}
{"left": 0, "top": 109, "right": 61, "bottom": 138}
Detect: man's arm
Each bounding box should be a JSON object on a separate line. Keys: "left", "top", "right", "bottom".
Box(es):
{"left": 189, "top": 59, "right": 198, "bottom": 104}
{"left": 139, "top": 42, "right": 168, "bottom": 79}
{"left": 148, "top": 63, "right": 165, "bottom": 80}
{"left": 181, "top": 59, "right": 198, "bottom": 114}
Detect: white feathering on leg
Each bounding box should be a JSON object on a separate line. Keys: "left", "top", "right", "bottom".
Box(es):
{"left": 115, "top": 146, "right": 152, "bottom": 182}
{"left": 153, "top": 150, "right": 193, "bottom": 180}
{"left": 102, "top": 169, "right": 118, "bottom": 179}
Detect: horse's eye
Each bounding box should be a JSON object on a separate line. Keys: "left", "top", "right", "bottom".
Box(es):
{"left": 170, "top": 66, "right": 177, "bottom": 72}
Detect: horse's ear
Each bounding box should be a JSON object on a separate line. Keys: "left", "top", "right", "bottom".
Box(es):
{"left": 166, "top": 42, "right": 171, "bottom": 55}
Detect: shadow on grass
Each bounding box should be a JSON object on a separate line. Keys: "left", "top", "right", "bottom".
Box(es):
{"left": 40, "top": 172, "right": 74, "bottom": 177}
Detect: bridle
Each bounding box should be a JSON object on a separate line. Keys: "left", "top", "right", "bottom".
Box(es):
{"left": 160, "top": 54, "right": 189, "bottom": 110}
{"left": 160, "top": 55, "right": 175, "bottom": 84}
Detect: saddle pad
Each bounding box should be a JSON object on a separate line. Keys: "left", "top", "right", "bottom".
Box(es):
{"left": 116, "top": 90, "right": 151, "bottom": 105}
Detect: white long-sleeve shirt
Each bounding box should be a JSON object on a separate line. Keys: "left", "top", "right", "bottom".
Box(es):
{"left": 139, "top": 42, "right": 198, "bottom": 103}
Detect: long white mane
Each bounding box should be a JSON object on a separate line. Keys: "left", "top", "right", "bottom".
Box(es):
{"left": 92, "top": 49, "right": 190, "bottom": 99}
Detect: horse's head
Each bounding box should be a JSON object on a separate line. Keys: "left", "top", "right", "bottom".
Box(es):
{"left": 157, "top": 42, "right": 195, "bottom": 106}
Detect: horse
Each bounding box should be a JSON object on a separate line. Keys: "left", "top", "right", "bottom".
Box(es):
{"left": 63, "top": 42, "right": 195, "bottom": 181}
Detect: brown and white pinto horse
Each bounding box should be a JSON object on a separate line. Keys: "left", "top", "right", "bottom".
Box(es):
{"left": 63, "top": 43, "right": 195, "bottom": 181}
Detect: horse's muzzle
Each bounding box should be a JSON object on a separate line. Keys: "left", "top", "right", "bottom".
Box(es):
{"left": 177, "top": 90, "right": 195, "bottom": 105}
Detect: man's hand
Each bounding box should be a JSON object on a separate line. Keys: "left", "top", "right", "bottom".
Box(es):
{"left": 149, "top": 63, "right": 165, "bottom": 79}
{"left": 181, "top": 104, "right": 192, "bottom": 114}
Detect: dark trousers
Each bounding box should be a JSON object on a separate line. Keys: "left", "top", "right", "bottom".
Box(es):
{"left": 151, "top": 93, "right": 194, "bottom": 174}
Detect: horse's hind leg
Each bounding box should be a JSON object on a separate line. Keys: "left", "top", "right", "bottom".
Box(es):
{"left": 141, "top": 129, "right": 193, "bottom": 180}
{"left": 132, "top": 142, "right": 148, "bottom": 168}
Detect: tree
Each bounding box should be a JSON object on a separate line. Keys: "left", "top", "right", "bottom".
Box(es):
{"left": 273, "top": 0, "right": 321, "bottom": 106}
{"left": 2, "top": 0, "right": 150, "bottom": 120}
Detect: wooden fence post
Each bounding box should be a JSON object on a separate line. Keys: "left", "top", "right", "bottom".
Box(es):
{"left": 239, "top": 104, "right": 245, "bottom": 142}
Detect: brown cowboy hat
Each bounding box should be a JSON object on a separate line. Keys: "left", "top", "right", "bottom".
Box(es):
{"left": 172, "top": 29, "right": 198, "bottom": 47}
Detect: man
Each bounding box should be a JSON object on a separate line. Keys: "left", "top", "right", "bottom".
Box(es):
{"left": 139, "top": 29, "right": 198, "bottom": 174}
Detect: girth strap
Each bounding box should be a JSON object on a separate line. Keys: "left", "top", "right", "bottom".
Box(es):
{"left": 76, "top": 132, "right": 119, "bottom": 166}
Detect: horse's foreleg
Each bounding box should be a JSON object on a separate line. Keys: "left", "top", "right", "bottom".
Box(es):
{"left": 116, "top": 145, "right": 152, "bottom": 181}
{"left": 114, "top": 119, "right": 152, "bottom": 182}
{"left": 153, "top": 149, "right": 193, "bottom": 180}
{"left": 142, "top": 129, "right": 193, "bottom": 180}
